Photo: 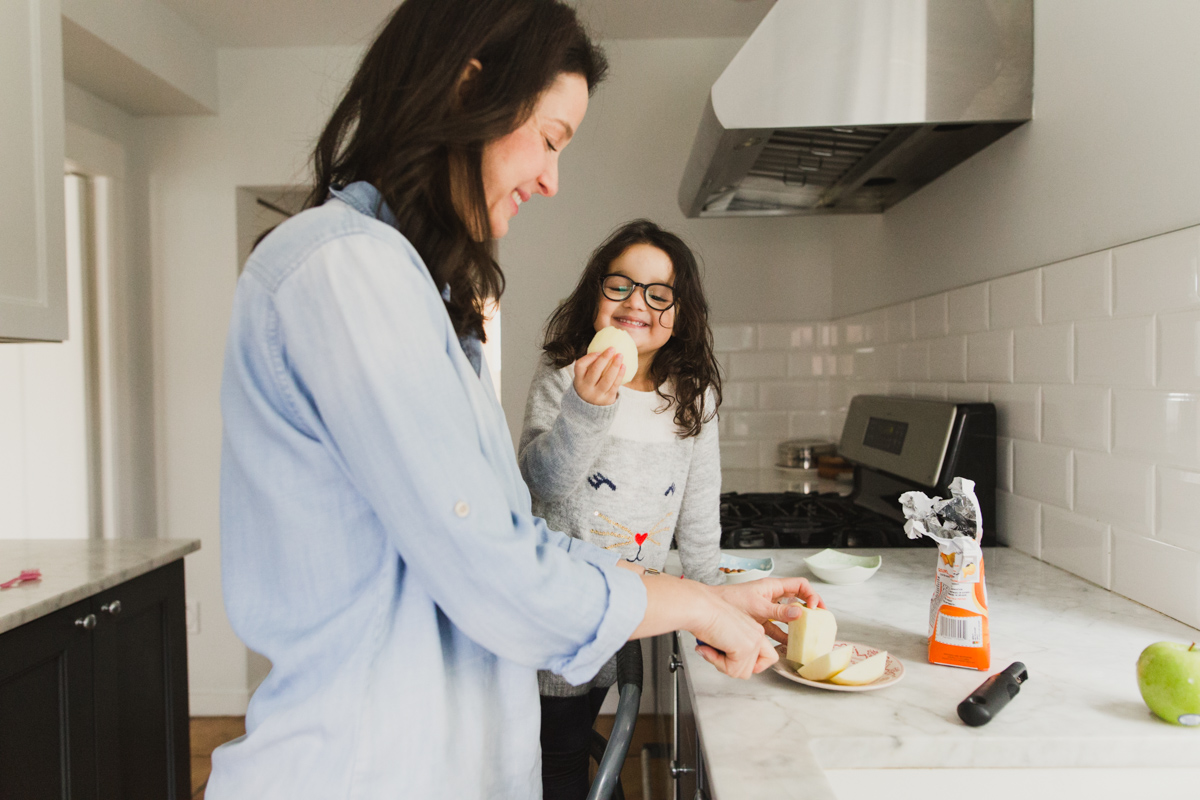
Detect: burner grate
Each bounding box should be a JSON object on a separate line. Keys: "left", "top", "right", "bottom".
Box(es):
{"left": 719, "top": 491, "right": 914, "bottom": 549}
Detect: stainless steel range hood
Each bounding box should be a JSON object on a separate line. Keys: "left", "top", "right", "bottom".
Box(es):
{"left": 679, "top": 0, "right": 1033, "bottom": 218}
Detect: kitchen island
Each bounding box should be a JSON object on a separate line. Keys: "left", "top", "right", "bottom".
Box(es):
{"left": 0, "top": 538, "right": 199, "bottom": 799}
{"left": 668, "top": 547, "right": 1200, "bottom": 799}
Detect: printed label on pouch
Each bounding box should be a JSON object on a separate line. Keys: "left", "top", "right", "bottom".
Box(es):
{"left": 935, "top": 613, "right": 984, "bottom": 648}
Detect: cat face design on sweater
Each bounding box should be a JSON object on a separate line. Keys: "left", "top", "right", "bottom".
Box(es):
{"left": 591, "top": 510, "right": 674, "bottom": 563}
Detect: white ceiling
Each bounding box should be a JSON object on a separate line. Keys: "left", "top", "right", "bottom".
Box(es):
{"left": 154, "top": 0, "right": 772, "bottom": 48}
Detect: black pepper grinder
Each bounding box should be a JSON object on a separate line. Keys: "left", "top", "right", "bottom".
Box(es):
{"left": 957, "top": 662, "right": 1028, "bottom": 726}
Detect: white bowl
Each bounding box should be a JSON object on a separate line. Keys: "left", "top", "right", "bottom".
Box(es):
{"left": 718, "top": 553, "right": 774, "bottom": 584}
{"left": 803, "top": 549, "right": 882, "bottom": 585}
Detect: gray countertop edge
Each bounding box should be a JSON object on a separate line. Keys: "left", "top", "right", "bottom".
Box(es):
{"left": 0, "top": 539, "right": 201, "bottom": 635}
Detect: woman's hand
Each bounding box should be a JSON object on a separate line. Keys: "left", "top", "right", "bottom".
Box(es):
{"left": 709, "top": 577, "right": 826, "bottom": 647}
{"left": 688, "top": 589, "right": 781, "bottom": 679}
{"left": 573, "top": 348, "right": 624, "bottom": 406}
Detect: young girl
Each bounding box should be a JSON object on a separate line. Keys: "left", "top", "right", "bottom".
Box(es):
{"left": 519, "top": 219, "right": 724, "bottom": 800}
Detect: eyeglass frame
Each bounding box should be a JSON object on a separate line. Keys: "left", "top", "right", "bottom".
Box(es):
{"left": 599, "top": 272, "right": 676, "bottom": 311}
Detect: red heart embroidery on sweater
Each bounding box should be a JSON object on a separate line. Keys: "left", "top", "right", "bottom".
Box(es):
{"left": 635, "top": 533, "right": 648, "bottom": 546}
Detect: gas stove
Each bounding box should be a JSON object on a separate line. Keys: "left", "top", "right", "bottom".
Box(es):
{"left": 719, "top": 490, "right": 914, "bottom": 549}
{"left": 721, "top": 395, "right": 997, "bottom": 549}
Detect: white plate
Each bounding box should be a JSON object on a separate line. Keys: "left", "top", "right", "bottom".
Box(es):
{"left": 771, "top": 642, "right": 905, "bottom": 692}
{"left": 719, "top": 553, "right": 774, "bottom": 584}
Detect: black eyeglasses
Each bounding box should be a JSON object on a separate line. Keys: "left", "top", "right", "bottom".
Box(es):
{"left": 601, "top": 273, "right": 675, "bottom": 311}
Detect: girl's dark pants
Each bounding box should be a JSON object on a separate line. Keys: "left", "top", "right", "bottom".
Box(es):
{"left": 539, "top": 687, "right": 611, "bottom": 800}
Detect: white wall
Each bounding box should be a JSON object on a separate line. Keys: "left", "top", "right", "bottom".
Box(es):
{"left": 828, "top": 0, "right": 1200, "bottom": 317}
{"left": 499, "top": 37, "right": 834, "bottom": 444}
{"left": 141, "top": 45, "right": 361, "bottom": 713}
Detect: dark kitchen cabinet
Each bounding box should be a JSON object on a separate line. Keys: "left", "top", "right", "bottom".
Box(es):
{"left": 0, "top": 560, "right": 191, "bottom": 800}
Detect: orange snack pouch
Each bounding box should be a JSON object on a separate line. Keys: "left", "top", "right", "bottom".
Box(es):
{"left": 900, "top": 477, "right": 990, "bottom": 671}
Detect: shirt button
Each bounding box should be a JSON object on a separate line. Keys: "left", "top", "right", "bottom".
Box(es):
{"left": 454, "top": 501, "right": 470, "bottom": 518}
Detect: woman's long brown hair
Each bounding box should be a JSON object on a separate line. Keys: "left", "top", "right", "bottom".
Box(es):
{"left": 543, "top": 220, "right": 722, "bottom": 438}
{"left": 306, "top": 0, "right": 607, "bottom": 340}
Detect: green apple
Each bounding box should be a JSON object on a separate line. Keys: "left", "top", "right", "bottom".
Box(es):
{"left": 1136, "top": 641, "right": 1200, "bottom": 726}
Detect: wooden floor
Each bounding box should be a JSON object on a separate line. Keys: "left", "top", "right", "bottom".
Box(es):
{"left": 191, "top": 715, "right": 670, "bottom": 800}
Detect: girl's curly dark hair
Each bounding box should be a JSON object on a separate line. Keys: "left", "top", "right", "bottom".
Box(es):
{"left": 542, "top": 220, "right": 721, "bottom": 438}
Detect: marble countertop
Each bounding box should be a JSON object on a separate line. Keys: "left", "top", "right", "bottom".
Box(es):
{"left": 0, "top": 539, "right": 200, "bottom": 635}
{"left": 668, "top": 547, "right": 1200, "bottom": 799}
{"left": 721, "top": 467, "right": 852, "bottom": 496}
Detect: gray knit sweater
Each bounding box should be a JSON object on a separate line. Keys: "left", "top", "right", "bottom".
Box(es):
{"left": 518, "top": 357, "right": 722, "bottom": 696}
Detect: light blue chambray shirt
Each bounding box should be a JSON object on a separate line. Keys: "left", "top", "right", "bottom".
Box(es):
{"left": 209, "top": 182, "right": 647, "bottom": 800}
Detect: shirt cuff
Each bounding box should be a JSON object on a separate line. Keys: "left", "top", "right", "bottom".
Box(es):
{"left": 565, "top": 536, "right": 620, "bottom": 568}
{"left": 548, "top": 564, "right": 646, "bottom": 686}
{"left": 559, "top": 382, "right": 619, "bottom": 432}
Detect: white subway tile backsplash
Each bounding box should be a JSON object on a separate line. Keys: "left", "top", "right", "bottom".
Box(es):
{"left": 1013, "top": 439, "right": 1071, "bottom": 508}
{"left": 759, "top": 382, "right": 819, "bottom": 410}
{"left": 712, "top": 324, "right": 756, "bottom": 352}
{"left": 758, "top": 440, "right": 781, "bottom": 468}
{"left": 1041, "top": 506, "right": 1110, "bottom": 588}
{"left": 896, "top": 341, "right": 929, "bottom": 381}
{"left": 729, "top": 410, "right": 789, "bottom": 439}
{"left": 710, "top": 225, "right": 1200, "bottom": 627}
{"left": 967, "top": 330, "right": 1013, "bottom": 382}
{"left": 1156, "top": 465, "right": 1200, "bottom": 552}
{"left": 989, "top": 269, "right": 1042, "bottom": 330}
{"left": 996, "top": 490, "right": 1039, "bottom": 556}
{"left": 758, "top": 323, "right": 815, "bottom": 350}
{"left": 945, "top": 383, "right": 989, "bottom": 403}
{"left": 721, "top": 382, "right": 758, "bottom": 410}
{"left": 788, "top": 410, "right": 833, "bottom": 439}
{"left": 885, "top": 302, "right": 915, "bottom": 343}
{"left": 843, "top": 310, "right": 886, "bottom": 346}
{"left": 1042, "top": 385, "right": 1110, "bottom": 451}
{"left": 912, "top": 382, "right": 948, "bottom": 400}
{"left": 1157, "top": 309, "right": 1200, "bottom": 390}
{"left": 989, "top": 383, "right": 1040, "bottom": 440}
{"left": 947, "top": 283, "right": 989, "bottom": 335}
{"left": 719, "top": 440, "right": 759, "bottom": 469}
{"left": 1113, "top": 390, "right": 1200, "bottom": 468}
{"left": 818, "top": 323, "right": 839, "bottom": 347}
{"left": 1111, "top": 529, "right": 1200, "bottom": 628}
{"left": 788, "top": 352, "right": 834, "bottom": 379}
{"left": 997, "top": 437, "right": 1014, "bottom": 492}
{"left": 913, "top": 293, "right": 948, "bottom": 340}
{"left": 1074, "top": 450, "right": 1153, "bottom": 535}
{"left": 1042, "top": 250, "right": 1111, "bottom": 323}
{"left": 927, "top": 336, "right": 967, "bottom": 382}
{"left": 1112, "top": 226, "right": 1200, "bottom": 317}
{"left": 1075, "top": 316, "right": 1154, "bottom": 386}
{"left": 726, "top": 351, "right": 788, "bottom": 380}
{"left": 1013, "top": 323, "right": 1072, "bottom": 383}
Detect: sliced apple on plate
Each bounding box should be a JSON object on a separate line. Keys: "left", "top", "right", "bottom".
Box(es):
{"left": 797, "top": 645, "right": 852, "bottom": 681}
{"left": 829, "top": 651, "right": 889, "bottom": 686}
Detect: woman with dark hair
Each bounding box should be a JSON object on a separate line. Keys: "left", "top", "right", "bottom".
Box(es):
{"left": 214, "top": 1, "right": 821, "bottom": 797}
{"left": 520, "top": 220, "right": 729, "bottom": 799}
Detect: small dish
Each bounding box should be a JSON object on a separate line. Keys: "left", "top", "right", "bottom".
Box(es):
{"left": 803, "top": 548, "right": 882, "bottom": 585}
{"left": 771, "top": 642, "right": 904, "bottom": 692}
{"left": 718, "top": 553, "right": 774, "bottom": 584}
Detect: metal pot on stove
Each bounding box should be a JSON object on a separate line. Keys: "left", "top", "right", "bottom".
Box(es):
{"left": 776, "top": 439, "right": 836, "bottom": 470}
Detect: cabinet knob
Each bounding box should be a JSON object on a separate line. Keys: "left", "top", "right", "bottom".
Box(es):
{"left": 75, "top": 614, "right": 97, "bottom": 630}
{"left": 669, "top": 654, "right": 684, "bottom": 673}
{"left": 101, "top": 600, "right": 122, "bottom": 615}
{"left": 670, "top": 761, "right": 695, "bottom": 778}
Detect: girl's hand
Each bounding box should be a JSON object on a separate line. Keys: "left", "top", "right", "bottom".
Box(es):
{"left": 573, "top": 348, "right": 625, "bottom": 406}
{"left": 709, "top": 577, "right": 826, "bottom": 647}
